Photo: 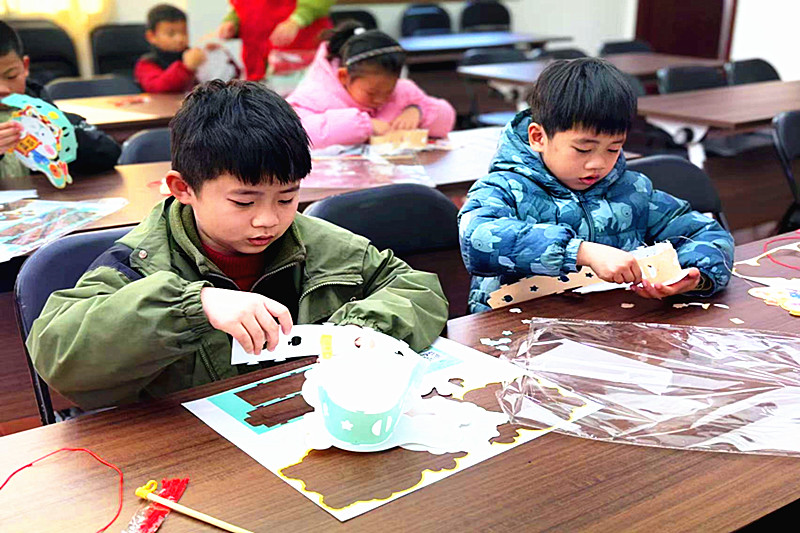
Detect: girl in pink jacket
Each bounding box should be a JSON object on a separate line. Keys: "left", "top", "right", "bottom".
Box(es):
{"left": 287, "top": 22, "right": 456, "bottom": 148}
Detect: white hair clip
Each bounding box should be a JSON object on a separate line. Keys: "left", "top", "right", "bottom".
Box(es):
{"left": 353, "top": 27, "right": 366, "bottom": 35}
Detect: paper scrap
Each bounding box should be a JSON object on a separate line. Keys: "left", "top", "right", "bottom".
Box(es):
{"left": 730, "top": 318, "right": 745, "bottom": 325}
{"left": 620, "top": 303, "right": 635, "bottom": 309}
{"left": 509, "top": 308, "right": 522, "bottom": 314}
{"left": 502, "top": 330, "right": 513, "bottom": 336}
{"left": 714, "top": 304, "right": 730, "bottom": 309}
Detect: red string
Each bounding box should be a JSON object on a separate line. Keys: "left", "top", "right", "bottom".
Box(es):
{"left": 762, "top": 229, "right": 800, "bottom": 271}
{"left": 0, "top": 447, "right": 124, "bottom": 533}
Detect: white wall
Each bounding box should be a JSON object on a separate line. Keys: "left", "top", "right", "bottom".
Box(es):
{"left": 112, "top": 0, "right": 188, "bottom": 24}
{"left": 730, "top": 0, "right": 800, "bottom": 81}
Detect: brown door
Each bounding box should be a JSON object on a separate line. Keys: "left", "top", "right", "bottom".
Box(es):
{"left": 636, "top": 0, "right": 737, "bottom": 59}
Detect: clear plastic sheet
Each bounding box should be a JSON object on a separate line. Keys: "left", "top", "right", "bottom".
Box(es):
{"left": 498, "top": 318, "right": 800, "bottom": 456}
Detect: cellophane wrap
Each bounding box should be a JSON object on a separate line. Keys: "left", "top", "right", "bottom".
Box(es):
{"left": 498, "top": 318, "right": 800, "bottom": 456}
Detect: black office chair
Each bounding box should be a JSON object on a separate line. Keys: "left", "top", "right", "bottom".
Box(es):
{"left": 771, "top": 111, "right": 800, "bottom": 233}
{"left": 45, "top": 75, "right": 142, "bottom": 100}
{"left": 303, "top": 184, "right": 469, "bottom": 318}
{"left": 724, "top": 59, "right": 780, "bottom": 86}
{"left": 90, "top": 23, "right": 150, "bottom": 79}
{"left": 7, "top": 18, "right": 79, "bottom": 85}
{"left": 118, "top": 128, "right": 171, "bottom": 165}
{"left": 330, "top": 9, "right": 378, "bottom": 30}
{"left": 531, "top": 48, "right": 588, "bottom": 60}
{"left": 460, "top": 0, "right": 510, "bottom": 32}
{"left": 599, "top": 39, "right": 653, "bottom": 56}
{"left": 628, "top": 155, "right": 730, "bottom": 232}
{"left": 656, "top": 65, "right": 726, "bottom": 94}
{"left": 14, "top": 227, "right": 132, "bottom": 425}
{"left": 401, "top": 4, "right": 452, "bottom": 37}
{"left": 460, "top": 48, "right": 527, "bottom": 128}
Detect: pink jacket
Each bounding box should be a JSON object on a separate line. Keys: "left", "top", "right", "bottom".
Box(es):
{"left": 287, "top": 44, "right": 456, "bottom": 148}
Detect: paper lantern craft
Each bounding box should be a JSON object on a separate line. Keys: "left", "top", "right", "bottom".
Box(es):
{"left": 1, "top": 94, "right": 77, "bottom": 188}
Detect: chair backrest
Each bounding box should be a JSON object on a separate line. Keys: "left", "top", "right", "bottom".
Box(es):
{"left": 599, "top": 39, "right": 653, "bottom": 56}
{"left": 118, "top": 128, "right": 171, "bottom": 165}
{"left": 14, "top": 227, "right": 132, "bottom": 425}
{"left": 303, "top": 184, "right": 469, "bottom": 318}
{"left": 771, "top": 111, "right": 800, "bottom": 204}
{"left": 656, "top": 65, "right": 726, "bottom": 94}
{"left": 90, "top": 23, "right": 150, "bottom": 78}
{"left": 460, "top": 47, "right": 527, "bottom": 66}
{"left": 401, "top": 3, "right": 452, "bottom": 37}
{"left": 724, "top": 58, "right": 780, "bottom": 86}
{"left": 45, "top": 74, "right": 142, "bottom": 100}
{"left": 7, "top": 18, "right": 78, "bottom": 85}
{"left": 627, "top": 155, "right": 729, "bottom": 230}
{"left": 532, "top": 48, "right": 588, "bottom": 60}
{"left": 330, "top": 9, "right": 378, "bottom": 30}
{"left": 460, "top": 0, "right": 511, "bottom": 32}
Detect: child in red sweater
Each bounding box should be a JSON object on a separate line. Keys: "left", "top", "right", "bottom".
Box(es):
{"left": 135, "top": 4, "right": 206, "bottom": 93}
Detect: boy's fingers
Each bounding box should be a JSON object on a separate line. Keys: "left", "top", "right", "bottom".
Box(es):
{"left": 264, "top": 300, "right": 293, "bottom": 334}
{"left": 233, "top": 324, "right": 255, "bottom": 355}
{"left": 243, "top": 315, "right": 265, "bottom": 355}
{"left": 254, "top": 306, "right": 278, "bottom": 351}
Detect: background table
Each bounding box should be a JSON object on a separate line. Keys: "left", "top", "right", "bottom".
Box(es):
{"left": 1, "top": 235, "right": 798, "bottom": 531}
{"left": 399, "top": 31, "right": 569, "bottom": 65}
{"left": 55, "top": 93, "right": 184, "bottom": 142}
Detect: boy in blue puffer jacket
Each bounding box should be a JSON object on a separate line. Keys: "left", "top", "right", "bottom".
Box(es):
{"left": 459, "top": 58, "right": 734, "bottom": 313}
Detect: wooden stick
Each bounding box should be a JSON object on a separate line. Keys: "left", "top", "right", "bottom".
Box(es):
{"left": 135, "top": 482, "right": 253, "bottom": 533}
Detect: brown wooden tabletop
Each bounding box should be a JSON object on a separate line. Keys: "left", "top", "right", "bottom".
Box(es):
{"left": 55, "top": 93, "right": 185, "bottom": 142}
{"left": 0, "top": 128, "right": 502, "bottom": 234}
{"left": 604, "top": 52, "right": 724, "bottom": 78}
{"left": 400, "top": 31, "right": 570, "bottom": 65}
{"left": 637, "top": 80, "right": 800, "bottom": 130}
{"left": 1, "top": 235, "right": 799, "bottom": 531}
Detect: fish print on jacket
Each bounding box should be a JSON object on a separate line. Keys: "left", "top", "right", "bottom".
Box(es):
{"left": 458, "top": 111, "right": 734, "bottom": 313}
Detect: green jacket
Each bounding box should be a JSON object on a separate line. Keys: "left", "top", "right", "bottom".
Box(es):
{"left": 28, "top": 198, "right": 448, "bottom": 409}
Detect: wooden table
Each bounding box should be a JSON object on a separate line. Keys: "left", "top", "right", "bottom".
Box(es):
{"left": 457, "top": 53, "right": 726, "bottom": 87}
{"left": 399, "top": 31, "right": 569, "bottom": 65}
{"left": 637, "top": 79, "right": 800, "bottom": 131}
{"left": 1, "top": 235, "right": 798, "bottom": 531}
{"left": 0, "top": 128, "right": 504, "bottom": 234}
{"left": 55, "top": 93, "right": 185, "bottom": 142}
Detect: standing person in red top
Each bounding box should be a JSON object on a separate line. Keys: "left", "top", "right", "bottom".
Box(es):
{"left": 218, "top": 0, "right": 335, "bottom": 81}
{"left": 135, "top": 4, "right": 207, "bottom": 93}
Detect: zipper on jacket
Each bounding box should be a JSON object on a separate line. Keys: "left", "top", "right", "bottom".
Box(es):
{"left": 576, "top": 194, "right": 595, "bottom": 242}
{"left": 250, "top": 261, "right": 301, "bottom": 291}
{"left": 198, "top": 344, "right": 220, "bottom": 381}
{"left": 299, "top": 280, "right": 360, "bottom": 302}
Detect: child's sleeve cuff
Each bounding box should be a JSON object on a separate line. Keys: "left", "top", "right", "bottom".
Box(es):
{"left": 564, "top": 238, "right": 584, "bottom": 273}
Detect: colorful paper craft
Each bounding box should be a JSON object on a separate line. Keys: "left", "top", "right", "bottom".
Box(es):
{"left": 1, "top": 94, "right": 77, "bottom": 188}
{"left": 733, "top": 241, "right": 800, "bottom": 317}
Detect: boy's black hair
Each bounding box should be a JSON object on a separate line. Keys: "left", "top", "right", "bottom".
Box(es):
{"left": 528, "top": 58, "right": 637, "bottom": 137}
{"left": 146, "top": 4, "right": 187, "bottom": 32}
{"left": 326, "top": 21, "right": 405, "bottom": 78}
{"left": 170, "top": 80, "right": 311, "bottom": 191}
{"left": 0, "top": 21, "right": 23, "bottom": 58}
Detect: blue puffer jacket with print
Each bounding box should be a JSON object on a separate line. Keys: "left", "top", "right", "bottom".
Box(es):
{"left": 458, "top": 111, "right": 734, "bottom": 313}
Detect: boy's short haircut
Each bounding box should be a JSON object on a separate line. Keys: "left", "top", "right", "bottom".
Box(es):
{"left": 528, "top": 58, "right": 637, "bottom": 137}
{"left": 146, "top": 4, "right": 187, "bottom": 32}
{"left": 0, "top": 21, "right": 23, "bottom": 58}
{"left": 170, "top": 80, "right": 312, "bottom": 191}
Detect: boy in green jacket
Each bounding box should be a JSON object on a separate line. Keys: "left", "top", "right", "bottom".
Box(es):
{"left": 27, "top": 80, "right": 448, "bottom": 410}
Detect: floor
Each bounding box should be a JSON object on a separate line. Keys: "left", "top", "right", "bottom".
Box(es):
{"left": 0, "top": 142, "right": 796, "bottom": 436}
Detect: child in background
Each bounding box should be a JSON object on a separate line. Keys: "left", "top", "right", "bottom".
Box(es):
{"left": 287, "top": 22, "right": 456, "bottom": 149}
{"left": 135, "top": 4, "right": 206, "bottom": 93}
{"left": 0, "top": 21, "right": 120, "bottom": 177}
{"left": 27, "top": 80, "right": 448, "bottom": 410}
{"left": 218, "top": 0, "right": 334, "bottom": 82}
{"left": 459, "top": 58, "right": 734, "bottom": 313}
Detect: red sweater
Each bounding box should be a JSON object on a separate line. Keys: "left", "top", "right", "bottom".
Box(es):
{"left": 202, "top": 243, "right": 266, "bottom": 291}
{"left": 134, "top": 57, "right": 196, "bottom": 93}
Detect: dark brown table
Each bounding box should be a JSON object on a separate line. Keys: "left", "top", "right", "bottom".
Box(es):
{"left": 1, "top": 236, "right": 798, "bottom": 531}
{"left": 54, "top": 93, "right": 185, "bottom": 142}
{"left": 399, "top": 31, "right": 569, "bottom": 65}
{"left": 0, "top": 127, "right": 504, "bottom": 234}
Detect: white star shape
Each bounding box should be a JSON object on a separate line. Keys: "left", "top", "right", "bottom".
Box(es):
{"left": 341, "top": 420, "right": 353, "bottom": 431}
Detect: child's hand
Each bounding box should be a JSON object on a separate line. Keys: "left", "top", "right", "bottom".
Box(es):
{"left": 182, "top": 48, "right": 207, "bottom": 71}
{"left": 0, "top": 121, "right": 23, "bottom": 153}
{"left": 218, "top": 21, "right": 237, "bottom": 39}
{"left": 200, "top": 287, "right": 293, "bottom": 355}
{"left": 630, "top": 268, "right": 702, "bottom": 299}
{"left": 371, "top": 119, "right": 390, "bottom": 135}
{"left": 390, "top": 106, "right": 422, "bottom": 131}
{"left": 270, "top": 19, "right": 300, "bottom": 47}
{"left": 577, "top": 241, "right": 642, "bottom": 285}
